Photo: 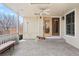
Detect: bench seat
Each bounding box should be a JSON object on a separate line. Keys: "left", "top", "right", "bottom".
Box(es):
{"left": 0, "top": 41, "right": 16, "bottom": 54}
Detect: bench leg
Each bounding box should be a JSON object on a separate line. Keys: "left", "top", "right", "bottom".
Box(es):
{"left": 12, "top": 44, "right": 15, "bottom": 50}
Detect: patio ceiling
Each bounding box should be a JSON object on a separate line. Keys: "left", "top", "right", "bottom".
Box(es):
{"left": 5, "top": 3, "right": 79, "bottom": 17}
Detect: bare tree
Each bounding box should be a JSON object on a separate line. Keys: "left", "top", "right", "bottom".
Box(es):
{"left": 0, "top": 13, "right": 17, "bottom": 34}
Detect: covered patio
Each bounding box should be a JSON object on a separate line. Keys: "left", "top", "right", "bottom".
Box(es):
{"left": 0, "top": 3, "right": 79, "bottom": 56}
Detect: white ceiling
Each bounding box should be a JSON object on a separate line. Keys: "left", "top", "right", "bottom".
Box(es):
{"left": 5, "top": 3, "right": 79, "bottom": 17}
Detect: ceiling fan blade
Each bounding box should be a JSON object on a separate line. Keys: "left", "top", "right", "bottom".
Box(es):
{"left": 43, "top": 11, "right": 49, "bottom": 15}
{"left": 45, "top": 9, "right": 50, "bottom": 11}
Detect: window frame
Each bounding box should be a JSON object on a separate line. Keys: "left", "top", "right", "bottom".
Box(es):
{"left": 66, "top": 11, "right": 75, "bottom": 36}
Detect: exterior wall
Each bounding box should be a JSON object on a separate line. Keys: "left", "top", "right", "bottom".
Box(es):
{"left": 61, "top": 8, "right": 79, "bottom": 49}
{"left": 23, "top": 16, "right": 43, "bottom": 39}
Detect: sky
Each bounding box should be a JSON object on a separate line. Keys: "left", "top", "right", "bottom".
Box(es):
{"left": 0, "top": 4, "right": 16, "bottom": 15}
{"left": 0, "top": 4, "right": 23, "bottom": 24}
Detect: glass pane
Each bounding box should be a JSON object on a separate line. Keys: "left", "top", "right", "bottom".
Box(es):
{"left": 66, "top": 24, "right": 71, "bottom": 34}
{"left": 55, "top": 21, "right": 59, "bottom": 33}
{"left": 66, "top": 14, "right": 71, "bottom": 24}
{"left": 71, "top": 11, "right": 75, "bottom": 23}
{"left": 71, "top": 23, "right": 74, "bottom": 35}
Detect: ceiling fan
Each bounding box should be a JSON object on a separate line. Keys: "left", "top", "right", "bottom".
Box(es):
{"left": 34, "top": 7, "right": 50, "bottom": 16}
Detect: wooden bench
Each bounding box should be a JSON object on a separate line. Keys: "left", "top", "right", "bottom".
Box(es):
{"left": 37, "top": 36, "right": 45, "bottom": 40}
{"left": 0, "top": 41, "right": 16, "bottom": 54}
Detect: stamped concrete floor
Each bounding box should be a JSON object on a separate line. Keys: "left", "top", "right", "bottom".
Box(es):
{"left": 1, "top": 38, "right": 79, "bottom": 56}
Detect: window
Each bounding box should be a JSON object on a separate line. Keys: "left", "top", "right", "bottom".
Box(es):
{"left": 66, "top": 11, "right": 75, "bottom": 36}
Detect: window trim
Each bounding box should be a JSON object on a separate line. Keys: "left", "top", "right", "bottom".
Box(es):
{"left": 66, "top": 11, "right": 75, "bottom": 36}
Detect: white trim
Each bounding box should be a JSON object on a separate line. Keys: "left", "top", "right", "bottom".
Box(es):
{"left": 64, "top": 8, "right": 76, "bottom": 37}
{"left": 64, "top": 8, "right": 76, "bottom": 16}
{"left": 52, "top": 16, "right": 61, "bottom": 36}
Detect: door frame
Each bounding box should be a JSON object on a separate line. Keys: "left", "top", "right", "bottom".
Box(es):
{"left": 52, "top": 18, "right": 60, "bottom": 36}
